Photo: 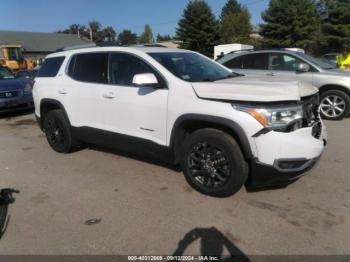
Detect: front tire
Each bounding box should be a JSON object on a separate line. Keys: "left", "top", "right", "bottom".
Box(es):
{"left": 320, "top": 90, "right": 350, "bottom": 120}
{"left": 181, "top": 129, "right": 248, "bottom": 197}
{"left": 43, "top": 109, "right": 76, "bottom": 153}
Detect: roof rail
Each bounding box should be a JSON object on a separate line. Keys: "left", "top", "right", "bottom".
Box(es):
{"left": 253, "top": 48, "right": 291, "bottom": 51}
{"left": 127, "top": 44, "right": 168, "bottom": 48}
{"left": 56, "top": 43, "right": 97, "bottom": 52}
{"left": 227, "top": 48, "right": 254, "bottom": 54}
{"left": 225, "top": 47, "right": 305, "bottom": 56}
{"left": 94, "top": 43, "right": 167, "bottom": 47}
{"left": 96, "top": 42, "right": 120, "bottom": 47}
{"left": 55, "top": 43, "right": 168, "bottom": 52}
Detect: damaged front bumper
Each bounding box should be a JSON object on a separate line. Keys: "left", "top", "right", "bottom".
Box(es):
{"left": 247, "top": 121, "right": 327, "bottom": 190}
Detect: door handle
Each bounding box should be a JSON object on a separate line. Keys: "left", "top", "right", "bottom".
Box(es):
{"left": 266, "top": 72, "right": 275, "bottom": 76}
{"left": 58, "top": 89, "right": 68, "bottom": 94}
{"left": 103, "top": 92, "right": 116, "bottom": 99}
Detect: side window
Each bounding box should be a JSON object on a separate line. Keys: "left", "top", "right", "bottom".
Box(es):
{"left": 268, "top": 53, "right": 303, "bottom": 71}
{"left": 223, "top": 56, "right": 243, "bottom": 69}
{"left": 68, "top": 53, "right": 108, "bottom": 84}
{"left": 109, "top": 53, "right": 162, "bottom": 86}
{"left": 242, "top": 53, "right": 267, "bottom": 70}
{"left": 37, "top": 57, "right": 65, "bottom": 77}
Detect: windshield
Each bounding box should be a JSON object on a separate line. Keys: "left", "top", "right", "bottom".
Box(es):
{"left": 298, "top": 53, "right": 336, "bottom": 70}
{"left": 0, "top": 67, "right": 15, "bottom": 79}
{"left": 148, "top": 52, "right": 236, "bottom": 82}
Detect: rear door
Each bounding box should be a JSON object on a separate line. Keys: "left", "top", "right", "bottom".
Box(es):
{"left": 224, "top": 53, "right": 268, "bottom": 76}
{"left": 64, "top": 52, "right": 108, "bottom": 130}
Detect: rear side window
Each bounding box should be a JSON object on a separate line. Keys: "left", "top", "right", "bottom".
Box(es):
{"left": 37, "top": 57, "right": 65, "bottom": 77}
{"left": 241, "top": 53, "right": 267, "bottom": 70}
{"left": 223, "top": 56, "right": 244, "bottom": 69}
{"left": 68, "top": 53, "right": 108, "bottom": 84}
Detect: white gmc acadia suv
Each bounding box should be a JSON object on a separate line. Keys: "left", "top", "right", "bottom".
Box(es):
{"left": 33, "top": 46, "right": 327, "bottom": 197}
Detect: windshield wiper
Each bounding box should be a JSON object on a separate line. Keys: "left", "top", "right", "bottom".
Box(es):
{"left": 226, "top": 74, "right": 238, "bottom": 78}
{"left": 200, "top": 78, "right": 215, "bottom": 82}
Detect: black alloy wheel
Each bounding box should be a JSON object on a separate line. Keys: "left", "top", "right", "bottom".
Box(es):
{"left": 182, "top": 128, "right": 248, "bottom": 197}
{"left": 46, "top": 118, "right": 66, "bottom": 147}
{"left": 43, "top": 109, "right": 76, "bottom": 153}
{"left": 187, "top": 142, "right": 231, "bottom": 189}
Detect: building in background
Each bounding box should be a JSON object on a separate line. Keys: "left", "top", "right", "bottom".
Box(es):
{"left": 0, "top": 31, "right": 91, "bottom": 62}
{"left": 156, "top": 40, "right": 181, "bottom": 49}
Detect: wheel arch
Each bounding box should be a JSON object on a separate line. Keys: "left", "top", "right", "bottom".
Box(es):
{"left": 319, "top": 84, "right": 350, "bottom": 97}
{"left": 39, "top": 99, "right": 71, "bottom": 130}
{"left": 170, "top": 114, "right": 253, "bottom": 164}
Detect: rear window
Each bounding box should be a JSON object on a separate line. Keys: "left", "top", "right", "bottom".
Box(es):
{"left": 68, "top": 53, "right": 108, "bottom": 84}
{"left": 37, "top": 57, "right": 65, "bottom": 77}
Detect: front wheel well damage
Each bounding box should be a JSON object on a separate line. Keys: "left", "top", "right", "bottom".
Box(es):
{"left": 171, "top": 117, "right": 253, "bottom": 164}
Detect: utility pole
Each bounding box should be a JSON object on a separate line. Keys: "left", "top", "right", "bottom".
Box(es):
{"left": 89, "top": 25, "right": 93, "bottom": 42}
{"left": 84, "top": 27, "right": 93, "bottom": 42}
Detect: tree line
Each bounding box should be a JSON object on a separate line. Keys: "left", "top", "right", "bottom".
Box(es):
{"left": 57, "top": 0, "right": 350, "bottom": 56}
{"left": 57, "top": 21, "right": 170, "bottom": 45}
{"left": 177, "top": 0, "right": 350, "bottom": 56}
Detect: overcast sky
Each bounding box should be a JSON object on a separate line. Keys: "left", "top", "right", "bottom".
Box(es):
{"left": 1, "top": 0, "right": 268, "bottom": 35}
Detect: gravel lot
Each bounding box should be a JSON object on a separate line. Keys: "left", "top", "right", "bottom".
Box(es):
{"left": 0, "top": 110, "right": 349, "bottom": 256}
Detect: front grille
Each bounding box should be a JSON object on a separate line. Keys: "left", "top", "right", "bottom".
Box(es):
{"left": 0, "top": 91, "right": 19, "bottom": 98}
{"left": 301, "top": 94, "right": 322, "bottom": 139}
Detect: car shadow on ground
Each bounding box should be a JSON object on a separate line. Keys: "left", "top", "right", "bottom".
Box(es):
{"left": 76, "top": 144, "right": 296, "bottom": 193}
{"left": 0, "top": 189, "right": 19, "bottom": 240}
{"left": 82, "top": 143, "right": 297, "bottom": 193}
{"left": 173, "top": 227, "right": 249, "bottom": 261}
{"left": 86, "top": 144, "right": 182, "bottom": 172}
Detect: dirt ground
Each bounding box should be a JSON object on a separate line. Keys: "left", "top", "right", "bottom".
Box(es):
{"left": 0, "top": 110, "right": 349, "bottom": 256}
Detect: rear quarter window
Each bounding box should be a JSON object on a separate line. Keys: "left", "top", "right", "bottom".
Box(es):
{"left": 37, "top": 57, "right": 65, "bottom": 77}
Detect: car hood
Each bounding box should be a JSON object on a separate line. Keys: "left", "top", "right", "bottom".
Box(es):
{"left": 0, "top": 78, "right": 25, "bottom": 92}
{"left": 191, "top": 76, "right": 318, "bottom": 102}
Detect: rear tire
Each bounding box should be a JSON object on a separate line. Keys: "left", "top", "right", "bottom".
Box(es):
{"left": 43, "top": 109, "right": 76, "bottom": 153}
{"left": 320, "top": 90, "right": 350, "bottom": 120}
{"left": 181, "top": 128, "right": 248, "bottom": 197}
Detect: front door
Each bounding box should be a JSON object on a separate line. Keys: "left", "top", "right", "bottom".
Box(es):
{"left": 267, "top": 53, "right": 314, "bottom": 84}
{"left": 102, "top": 52, "right": 168, "bottom": 145}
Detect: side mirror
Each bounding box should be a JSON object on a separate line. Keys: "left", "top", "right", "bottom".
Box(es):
{"left": 132, "top": 73, "right": 158, "bottom": 87}
{"left": 296, "top": 63, "right": 310, "bottom": 73}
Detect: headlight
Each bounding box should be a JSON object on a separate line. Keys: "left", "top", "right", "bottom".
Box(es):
{"left": 233, "top": 104, "right": 303, "bottom": 131}
{"left": 24, "top": 83, "right": 32, "bottom": 94}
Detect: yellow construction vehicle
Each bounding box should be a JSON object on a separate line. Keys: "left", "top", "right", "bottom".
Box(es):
{"left": 0, "top": 45, "right": 32, "bottom": 72}
{"left": 336, "top": 52, "right": 350, "bottom": 70}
